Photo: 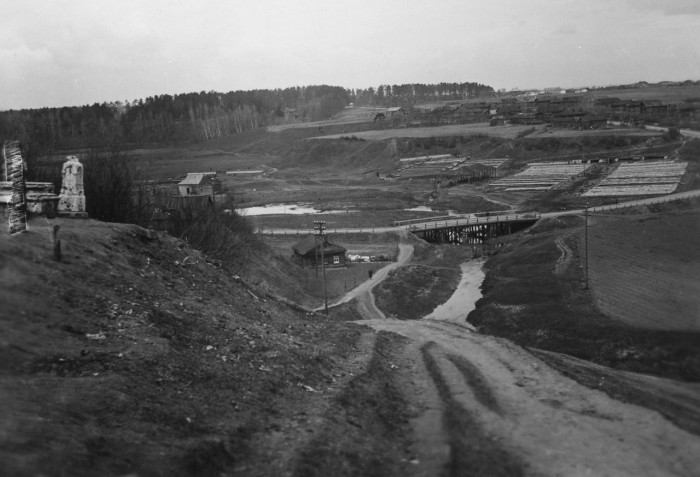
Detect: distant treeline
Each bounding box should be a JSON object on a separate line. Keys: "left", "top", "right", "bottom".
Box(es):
{"left": 0, "top": 82, "right": 494, "bottom": 158}
{"left": 0, "top": 86, "right": 348, "bottom": 155}
{"left": 353, "top": 82, "right": 495, "bottom": 107}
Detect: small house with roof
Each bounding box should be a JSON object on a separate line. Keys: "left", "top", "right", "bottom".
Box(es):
{"left": 594, "top": 97, "right": 621, "bottom": 111}
{"left": 643, "top": 100, "right": 667, "bottom": 118}
{"left": 292, "top": 235, "right": 347, "bottom": 268}
{"left": 177, "top": 172, "right": 219, "bottom": 197}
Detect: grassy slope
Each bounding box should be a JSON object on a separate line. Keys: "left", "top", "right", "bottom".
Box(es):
{"left": 587, "top": 209, "right": 700, "bottom": 331}
{"left": 468, "top": 213, "right": 700, "bottom": 381}
{"left": 0, "top": 218, "right": 415, "bottom": 476}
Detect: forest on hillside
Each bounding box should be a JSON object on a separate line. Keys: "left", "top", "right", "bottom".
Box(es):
{"left": 0, "top": 82, "right": 494, "bottom": 160}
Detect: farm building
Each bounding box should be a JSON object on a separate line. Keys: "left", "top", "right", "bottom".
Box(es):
{"left": 456, "top": 102, "right": 491, "bottom": 123}
{"left": 594, "top": 97, "right": 621, "bottom": 112}
{"left": 177, "top": 173, "right": 219, "bottom": 197}
{"left": 292, "top": 235, "right": 347, "bottom": 268}
{"left": 551, "top": 110, "right": 586, "bottom": 128}
{"left": 581, "top": 113, "right": 609, "bottom": 129}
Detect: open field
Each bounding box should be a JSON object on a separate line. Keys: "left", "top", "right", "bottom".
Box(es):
{"left": 589, "top": 85, "right": 700, "bottom": 103}
{"left": 267, "top": 107, "right": 386, "bottom": 132}
{"left": 313, "top": 123, "right": 545, "bottom": 140}
{"left": 314, "top": 124, "right": 663, "bottom": 142}
{"left": 533, "top": 128, "right": 660, "bottom": 138}
{"left": 586, "top": 210, "right": 700, "bottom": 330}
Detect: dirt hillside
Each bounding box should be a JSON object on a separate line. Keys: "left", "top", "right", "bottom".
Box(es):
{"left": 0, "top": 218, "right": 413, "bottom": 476}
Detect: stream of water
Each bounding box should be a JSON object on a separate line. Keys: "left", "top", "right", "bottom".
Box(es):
{"left": 237, "top": 203, "right": 351, "bottom": 215}
{"left": 424, "top": 259, "right": 485, "bottom": 327}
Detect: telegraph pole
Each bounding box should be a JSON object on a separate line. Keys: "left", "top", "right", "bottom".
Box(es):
{"left": 314, "top": 221, "right": 328, "bottom": 315}
{"left": 584, "top": 203, "right": 589, "bottom": 290}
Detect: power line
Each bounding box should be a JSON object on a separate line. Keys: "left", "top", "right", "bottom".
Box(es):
{"left": 314, "top": 221, "right": 328, "bottom": 315}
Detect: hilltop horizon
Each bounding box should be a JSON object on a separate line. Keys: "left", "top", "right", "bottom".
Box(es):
{"left": 3, "top": 78, "right": 699, "bottom": 113}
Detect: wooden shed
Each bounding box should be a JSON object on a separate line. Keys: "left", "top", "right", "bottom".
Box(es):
{"left": 177, "top": 173, "right": 219, "bottom": 197}
{"left": 292, "top": 235, "right": 347, "bottom": 268}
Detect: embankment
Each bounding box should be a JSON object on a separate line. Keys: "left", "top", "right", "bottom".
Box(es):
{"left": 468, "top": 213, "right": 700, "bottom": 382}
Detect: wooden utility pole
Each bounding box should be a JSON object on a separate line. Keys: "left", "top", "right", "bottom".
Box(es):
{"left": 584, "top": 203, "right": 589, "bottom": 290}
{"left": 52, "top": 225, "right": 61, "bottom": 261}
{"left": 314, "top": 221, "right": 328, "bottom": 315}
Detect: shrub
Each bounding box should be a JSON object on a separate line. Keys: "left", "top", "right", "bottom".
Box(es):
{"left": 82, "top": 149, "right": 153, "bottom": 225}
{"left": 166, "top": 199, "right": 259, "bottom": 269}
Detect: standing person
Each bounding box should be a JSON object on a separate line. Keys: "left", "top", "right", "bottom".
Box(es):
{"left": 369, "top": 269, "right": 373, "bottom": 280}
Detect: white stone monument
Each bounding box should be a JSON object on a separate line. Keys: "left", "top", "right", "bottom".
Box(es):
{"left": 58, "top": 156, "right": 87, "bottom": 217}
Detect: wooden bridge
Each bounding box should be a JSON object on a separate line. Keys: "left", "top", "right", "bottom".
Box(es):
{"left": 403, "top": 212, "right": 540, "bottom": 244}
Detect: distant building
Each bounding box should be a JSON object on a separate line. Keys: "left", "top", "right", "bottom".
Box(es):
{"left": 177, "top": 173, "right": 219, "bottom": 197}
{"left": 292, "top": 235, "right": 347, "bottom": 268}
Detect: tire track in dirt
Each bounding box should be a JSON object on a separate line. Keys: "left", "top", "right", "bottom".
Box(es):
{"left": 290, "top": 331, "right": 415, "bottom": 477}
{"left": 554, "top": 233, "right": 573, "bottom": 276}
{"left": 253, "top": 328, "right": 379, "bottom": 477}
{"left": 420, "top": 342, "right": 525, "bottom": 477}
{"left": 445, "top": 353, "right": 503, "bottom": 415}
{"left": 359, "top": 319, "right": 700, "bottom": 476}
{"left": 334, "top": 235, "right": 700, "bottom": 475}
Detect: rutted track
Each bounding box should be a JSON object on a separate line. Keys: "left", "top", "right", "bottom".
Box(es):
{"left": 358, "top": 318, "right": 700, "bottom": 476}
{"left": 324, "top": 237, "right": 700, "bottom": 476}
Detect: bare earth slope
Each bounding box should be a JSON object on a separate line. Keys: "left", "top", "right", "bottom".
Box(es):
{"left": 0, "top": 218, "right": 415, "bottom": 476}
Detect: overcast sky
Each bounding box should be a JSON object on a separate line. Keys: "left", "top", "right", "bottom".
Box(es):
{"left": 2, "top": 0, "right": 699, "bottom": 110}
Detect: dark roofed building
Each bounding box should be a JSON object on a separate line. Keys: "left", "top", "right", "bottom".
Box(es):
{"left": 643, "top": 100, "right": 668, "bottom": 117}
{"left": 552, "top": 109, "right": 586, "bottom": 128}
{"left": 595, "top": 97, "right": 621, "bottom": 107}
{"left": 292, "top": 235, "right": 347, "bottom": 268}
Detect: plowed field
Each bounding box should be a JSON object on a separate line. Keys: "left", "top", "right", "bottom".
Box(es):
{"left": 586, "top": 210, "right": 700, "bottom": 330}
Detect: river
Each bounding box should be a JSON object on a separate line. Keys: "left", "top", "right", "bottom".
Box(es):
{"left": 423, "top": 259, "right": 484, "bottom": 327}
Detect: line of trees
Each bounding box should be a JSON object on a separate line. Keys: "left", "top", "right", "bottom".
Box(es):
{"left": 0, "top": 81, "right": 495, "bottom": 159}
{"left": 352, "top": 82, "right": 495, "bottom": 107}
{"left": 0, "top": 86, "right": 350, "bottom": 152}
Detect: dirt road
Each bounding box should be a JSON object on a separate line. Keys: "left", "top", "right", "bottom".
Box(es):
{"left": 316, "top": 242, "right": 414, "bottom": 316}
{"left": 340, "top": 241, "right": 700, "bottom": 476}
{"left": 259, "top": 190, "right": 700, "bottom": 237}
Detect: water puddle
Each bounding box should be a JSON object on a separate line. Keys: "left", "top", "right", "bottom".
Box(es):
{"left": 424, "top": 259, "right": 485, "bottom": 326}
{"left": 404, "top": 206, "right": 460, "bottom": 215}
{"left": 237, "top": 203, "right": 352, "bottom": 216}
{"left": 404, "top": 206, "right": 434, "bottom": 212}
